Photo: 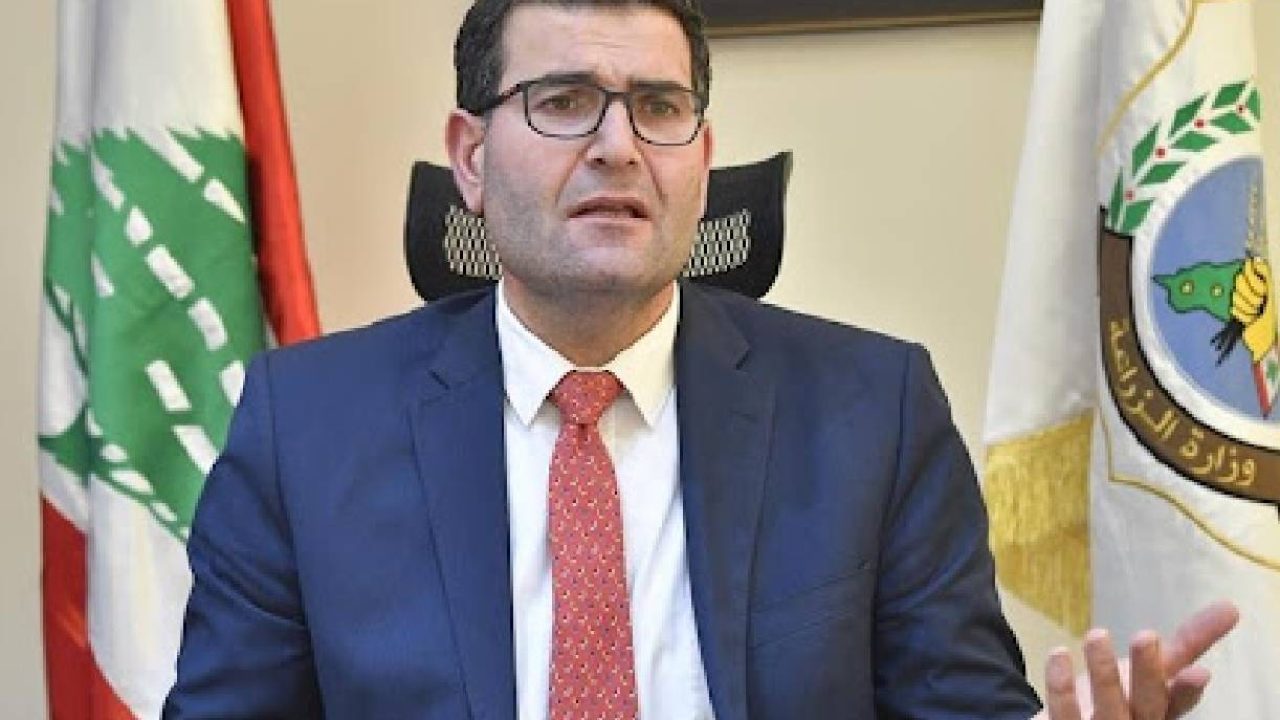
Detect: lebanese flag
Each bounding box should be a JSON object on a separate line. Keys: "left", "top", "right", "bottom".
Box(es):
{"left": 37, "top": 1, "right": 318, "bottom": 717}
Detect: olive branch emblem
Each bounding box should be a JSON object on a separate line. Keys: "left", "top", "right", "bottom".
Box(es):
{"left": 1107, "top": 79, "right": 1262, "bottom": 235}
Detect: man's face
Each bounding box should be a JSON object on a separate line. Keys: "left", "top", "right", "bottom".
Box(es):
{"left": 456, "top": 4, "right": 713, "bottom": 309}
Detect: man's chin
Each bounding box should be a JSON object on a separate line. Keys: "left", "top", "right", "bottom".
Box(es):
{"left": 563, "top": 223, "right": 655, "bottom": 255}
{"left": 534, "top": 268, "right": 677, "bottom": 304}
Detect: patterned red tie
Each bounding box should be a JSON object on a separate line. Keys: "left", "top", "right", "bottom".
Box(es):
{"left": 547, "top": 371, "right": 638, "bottom": 720}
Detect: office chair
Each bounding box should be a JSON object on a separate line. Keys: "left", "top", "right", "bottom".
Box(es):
{"left": 403, "top": 152, "right": 791, "bottom": 301}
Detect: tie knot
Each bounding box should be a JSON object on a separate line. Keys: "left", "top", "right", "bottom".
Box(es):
{"left": 550, "top": 370, "right": 621, "bottom": 426}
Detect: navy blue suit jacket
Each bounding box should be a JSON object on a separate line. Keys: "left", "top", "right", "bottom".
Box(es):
{"left": 165, "top": 283, "right": 1040, "bottom": 719}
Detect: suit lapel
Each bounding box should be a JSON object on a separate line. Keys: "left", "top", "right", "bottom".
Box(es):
{"left": 676, "top": 285, "right": 774, "bottom": 720}
{"left": 409, "top": 291, "right": 516, "bottom": 720}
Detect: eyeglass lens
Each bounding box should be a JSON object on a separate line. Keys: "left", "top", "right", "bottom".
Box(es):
{"left": 524, "top": 80, "right": 700, "bottom": 145}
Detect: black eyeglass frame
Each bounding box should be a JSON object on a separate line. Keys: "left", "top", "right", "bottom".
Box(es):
{"left": 474, "top": 77, "right": 709, "bottom": 147}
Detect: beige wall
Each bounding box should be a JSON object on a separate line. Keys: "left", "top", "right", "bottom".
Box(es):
{"left": 1, "top": 0, "right": 55, "bottom": 716}
{"left": 2, "top": 1, "right": 1277, "bottom": 715}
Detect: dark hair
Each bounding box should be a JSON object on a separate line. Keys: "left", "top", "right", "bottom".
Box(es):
{"left": 454, "top": 0, "right": 711, "bottom": 114}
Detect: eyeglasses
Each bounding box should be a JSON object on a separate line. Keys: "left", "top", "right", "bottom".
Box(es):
{"left": 476, "top": 77, "right": 707, "bottom": 147}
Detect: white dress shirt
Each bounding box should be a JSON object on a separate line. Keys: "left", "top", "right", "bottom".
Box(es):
{"left": 496, "top": 281, "right": 715, "bottom": 719}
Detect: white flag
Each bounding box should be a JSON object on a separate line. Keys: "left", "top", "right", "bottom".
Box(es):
{"left": 984, "top": 0, "right": 1280, "bottom": 717}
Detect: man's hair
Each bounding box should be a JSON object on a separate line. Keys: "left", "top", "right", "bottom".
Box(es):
{"left": 454, "top": 0, "right": 711, "bottom": 115}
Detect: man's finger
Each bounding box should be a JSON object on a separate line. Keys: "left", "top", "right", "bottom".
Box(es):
{"left": 1166, "top": 666, "right": 1211, "bottom": 718}
{"left": 1127, "top": 632, "right": 1166, "bottom": 720}
{"left": 1084, "top": 630, "right": 1129, "bottom": 719}
{"left": 1043, "top": 648, "right": 1083, "bottom": 720}
{"left": 1161, "top": 600, "right": 1239, "bottom": 675}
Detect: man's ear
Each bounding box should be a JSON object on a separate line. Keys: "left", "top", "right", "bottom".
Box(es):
{"left": 696, "top": 120, "right": 715, "bottom": 216}
{"left": 446, "top": 109, "right": 486, "bottom": 214}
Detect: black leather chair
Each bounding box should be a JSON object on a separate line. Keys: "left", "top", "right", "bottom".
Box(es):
{"left": 404, "top": 152, "right": 791, "bottom": 301}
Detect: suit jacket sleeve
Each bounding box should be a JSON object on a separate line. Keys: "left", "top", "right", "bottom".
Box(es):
{"left": 163, "top": 355, "right": 323, "bottom": 718}
{"left": 873, "top": 345, "right": 1040, "bottom": 718}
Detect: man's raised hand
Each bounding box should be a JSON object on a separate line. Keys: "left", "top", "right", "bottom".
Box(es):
{"left": 1035, "top": 600, "right": 1239, "bottom": 720}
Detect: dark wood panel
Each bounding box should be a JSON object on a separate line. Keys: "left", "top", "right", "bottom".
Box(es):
{"left": 701, "top": 0, "right": 1041, "bottom": 35}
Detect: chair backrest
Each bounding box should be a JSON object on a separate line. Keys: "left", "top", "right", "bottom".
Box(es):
{"left": 404, "top": 152, "right": 791, "bottom": 301}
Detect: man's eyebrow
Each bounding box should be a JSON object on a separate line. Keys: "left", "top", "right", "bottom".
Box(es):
{"left": 536, "top": 71, "right": 596, "bottom": 85}
{"left": 629, "top": 79, "right": 691, "bottom": 92}
{"left": 534, "top": 71, "right": 692, "bottom": 91}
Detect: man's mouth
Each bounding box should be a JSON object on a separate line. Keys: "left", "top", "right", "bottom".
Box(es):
{"left": 569, "top": 197, "right": 650, "bottom": 220}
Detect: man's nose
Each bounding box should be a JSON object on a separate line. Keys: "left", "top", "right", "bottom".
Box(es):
{"left": 586, "top": 98, "right": 641, "bottom": 166}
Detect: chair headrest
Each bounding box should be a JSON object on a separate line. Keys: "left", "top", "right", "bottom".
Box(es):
{"left": 404, "top": 152, "right": 791, "bottom": 301}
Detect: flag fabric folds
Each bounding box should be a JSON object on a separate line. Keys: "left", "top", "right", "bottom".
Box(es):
{"left": 225, "top": 0, "right": 321, "bottom": 347}
{"left": 985, "top": 0, "right": 1280, "bottom": 717}
{"left": 37, "top": 1, "right": 319, "bottom": 716}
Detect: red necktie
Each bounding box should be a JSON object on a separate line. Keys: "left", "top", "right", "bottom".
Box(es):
{"left": 547, "top": 371, "right": 638, "bottom": 720}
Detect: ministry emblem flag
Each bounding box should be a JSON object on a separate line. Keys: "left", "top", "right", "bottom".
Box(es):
{"left": 984, "top": 0, "right": 1280, "bottom": 716}
{"left": 37, "top": 1, "right": 320, "bottom": 716}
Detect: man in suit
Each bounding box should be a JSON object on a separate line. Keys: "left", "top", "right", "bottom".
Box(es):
{"left": 165, "top": 1, "right": 1236, "bottom": 717}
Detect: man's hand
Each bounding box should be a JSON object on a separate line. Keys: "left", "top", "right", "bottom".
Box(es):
{"left": 1032, "top": 601, "right": 1239, "bottom": 720}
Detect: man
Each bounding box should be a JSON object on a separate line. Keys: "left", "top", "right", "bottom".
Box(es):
{"left": 165, "top": 1, "right": 1237, "bottom": 717}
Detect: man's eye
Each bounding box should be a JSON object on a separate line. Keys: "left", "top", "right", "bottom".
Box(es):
{"left": 534, "top": 88, "right": 589, "bottom": 113}
{"left": 638, "top": 94, "right": 685, "bottom": 118}
{"left": 543, "top": 95, "right": 577, "bottom": 110}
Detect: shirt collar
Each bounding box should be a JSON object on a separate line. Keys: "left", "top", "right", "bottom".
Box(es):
{"left": 495, "top": 280, "right": 679, "bottom": 428}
